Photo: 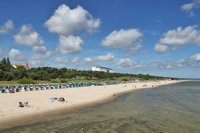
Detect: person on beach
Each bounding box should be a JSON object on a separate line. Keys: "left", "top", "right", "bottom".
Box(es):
{"left": 58, "top": 97, "right": 65, "bottom": 102}
{"left": 19, "top": 102, "right": 24, "bottom": 108}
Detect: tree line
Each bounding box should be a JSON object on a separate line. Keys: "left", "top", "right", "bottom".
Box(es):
{"left": 0, "top": 58, "right": 165, "bottom": 81}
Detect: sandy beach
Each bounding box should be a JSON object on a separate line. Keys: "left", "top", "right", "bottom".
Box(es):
{"left": 0, "top": 80, "right": 182, "bottom": 129}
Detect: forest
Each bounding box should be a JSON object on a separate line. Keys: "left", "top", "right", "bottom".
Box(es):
{"left": 0, "top": 58, "right": 165, "bottom": 83}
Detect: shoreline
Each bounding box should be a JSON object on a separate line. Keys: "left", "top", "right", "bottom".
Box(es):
{"left": 0, "top": 80, "right": 184, "bottom": 130}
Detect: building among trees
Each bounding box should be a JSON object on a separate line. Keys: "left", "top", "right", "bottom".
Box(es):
{"left": 91, "top": 66, "right": 113, "bottom": 73}
{"left": 12, "top": 63, "right": 29, "bottom": 70}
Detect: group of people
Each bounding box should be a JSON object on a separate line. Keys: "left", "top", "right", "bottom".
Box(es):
{"left": 19, "top": 97, "right": 66, "bottom": 108}
{"left": 49, "top": 97, "right": 66, "bottom": 103}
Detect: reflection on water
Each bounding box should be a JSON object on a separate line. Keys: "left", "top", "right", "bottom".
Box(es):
{"left": 2, "top": 81, "right": 200, "bottom": 133}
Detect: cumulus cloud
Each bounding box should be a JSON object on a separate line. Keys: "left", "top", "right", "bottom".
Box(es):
{"left": 117, "top": 59, "right": 186, "bottom": 70}
{"left": 32, "top": 46, "right": 51, "bottom": 59}
{"left": 32, "top": 46, "right": 49, "bottom": 54}
{"left": 102, "top": 29, "right": 142, "bottom": 48}
{"left": 84, "top": 53, "right": 115, "bottom": 64}
{"left": 9, "top": 48, "right": 26, "bottom": 62}
{"left": 57, "top": 35, "right": 83, "bottom": 54}
{"left": 45, "top": 4, "right": 100, "bottom": 56}
{"left": 84, "top": 57, "right": 94, "bottom": 64}
{"left": 30, "top": 47, "right": 51, "bottom": 66}
{"left": 181, "top": 0, "right": 200, "bottom": 16}
{"left": 155, "top": 25, "right": 200, "bottom": 53}
{"left": 117, "top": 58, "right": 138, "bottom": 68}
{"left": 125, "top": 43, "right": 142, "bottom": 57}
{"left": 30, "top": 55, "right": 51, "bottom": 67}
{"left": 45, "top": 4, "right": 101, "bottom": 36}
{"left": 72, "top": 57, "right": 80, "bottom": 64}
{"left": 158, "top": 61, "right": 180, "bottom": 69}
{"left": 54, "top": 57, "right": 68, "bottom": 64}
{"left": 14, "top": 25, "right": 51, "bottom": 61}
{"left": 155, "top": 44, "right": 168, "bottom": 53}
{"left": 29, "top": 58, "right": 44, "bottom": 66}
{"left": 96, "top": 53, "right": 114, "bottom": 61}
{"left": 14, "top": 25, "right": 43, "bottom": 46}
{"left": 102, "top": 29, "right": 142, "bottom": 56}
{"left": 190, "top": 53, "right": 200, "bottom": 61}
{"left": 117, "top": 53, "right": 200, "bottom": 71}
{"left": 32, "top": 52, "right": 51, "bottom": 60}
{"left": 0, "top": 20, "right": 13, "bottom": 34}
{"left": 142, "top": 54, "right": 200, "bottom": 70}
{"left": 186, "top": 53, "right": 200, "bottom": 66}
{"left": 171, "top": 53, "right": 200, "bottom": 67}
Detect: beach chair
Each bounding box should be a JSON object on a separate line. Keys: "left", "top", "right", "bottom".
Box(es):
{"left": 24, "top": 101, "right": 29, "bottom": 107}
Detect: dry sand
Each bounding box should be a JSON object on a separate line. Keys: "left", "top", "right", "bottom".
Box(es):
{"left": 0, "top": 80, "right": 183, "bottom": 129}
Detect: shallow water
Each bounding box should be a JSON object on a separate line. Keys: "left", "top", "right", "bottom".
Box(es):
{"left": 2, "top": 81, "right": 200, "bottom": 133}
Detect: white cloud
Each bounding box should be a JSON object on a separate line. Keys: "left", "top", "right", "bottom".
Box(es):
{"left": 117, "top": 53, "right": 200, "bottom": 71}
{"left": 14, "top": 25, "right": 51, "bottom": 60}
{"left": 131, "top": 60, "right": 185, "bottom": 70}
{"left": 9, "top": 48, "right": 26, "bottom": 62}
{"left": 72, "top": 57, "right": 80, "bottom": 64}
{"left": 84, "top": 57, "right": 94, "bottom": 64}
{"left": 54, "top": 57, "right": 68, "bottom": 64}
{"left": 57, "top": 35, "right": 83, "bottom": 54}
{"left": 177, "top": 53, "right": 200, "bottom": 67}
{"left": 190, "top": 53, "right": 200, "bottom": 61}
{"left": 158, "top": 61, "right": 179, "bottom": 69}
{"left": 32, "top": 46, "right": 51, "bottom": 59}
{"left": 30, "top": 55, "right": 50, "bottom": 67}
{"left": 141, "top": 55, "right": 200, "bottom": 70}
{"left": 0, "top": 20, "right": 13, "bottom": 34}
{"left": 117, "top": 58, "right": 138, "bottom": 68}
{"left": 32, "top": 46, "right": 49, "bottom": 54}
{"left": 96, "top": 53, "right": 114, "bottom": 61}
{"left": 31, "top": 46, "right": 52, "bottom": 62}
{"left": 155, "top": 25, "right": 200, "bottom": 53}
{"left": 29, "top": 58, "right": 44, "bottom": 66}
{"left": 14, "top": 25, "right": 43, "bottom": 46}
{"left": 84, "top": 53, "right": 115, "bottom": 65}
{"left": 31, "top": 46, "right": 51, "bottom": 61}
{"left": 188, "top": 55, "right": 200, "bottom": 66}
{"left": 125, "top": 43, "right": 142, "bottom": 57}
{"left": 102, "top": 28, "right": 142, "bottom": 48}
{"left": 155, "top": 44, "right": 168, "bottom": 53}
{"left": 45, "top": 4, "right": 100, "bottom": 36}
{"left": 32, "top": 53, "right": 51, "bottom": 60}
{"left": 181, "top": 0, "right": 200, "bottom": 16}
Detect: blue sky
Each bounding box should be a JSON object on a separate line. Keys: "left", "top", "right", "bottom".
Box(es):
{"left": 0, "top": 0, "right": 200, "bottom": 78}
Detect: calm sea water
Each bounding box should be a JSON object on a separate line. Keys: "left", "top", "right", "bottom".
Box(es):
{"left": 2, "top": 81, "right": 200, "bottom": 133}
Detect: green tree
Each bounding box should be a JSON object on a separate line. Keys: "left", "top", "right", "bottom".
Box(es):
{"left": 17, "top": 66, "right": 28, "bottom": 79}
{"left": 2, "top": 58, "right": 6, "bottom": 65}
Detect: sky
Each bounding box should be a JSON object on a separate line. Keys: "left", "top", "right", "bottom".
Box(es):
{"left": 0, "top": 0, "right": 200, "bottom": 78}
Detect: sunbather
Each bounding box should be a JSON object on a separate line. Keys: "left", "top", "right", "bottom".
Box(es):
{"left": 58, "top": 97, "right": 65, "bottom": 102}
{"left": 19, "top": 102, "right": 24, "bottom": 107}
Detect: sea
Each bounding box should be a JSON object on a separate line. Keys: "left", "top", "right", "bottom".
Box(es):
{"left": 1, "top": 81, "right": 200, "bottom": 133}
